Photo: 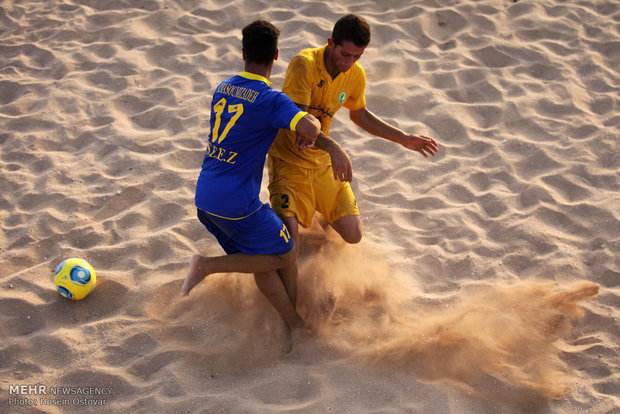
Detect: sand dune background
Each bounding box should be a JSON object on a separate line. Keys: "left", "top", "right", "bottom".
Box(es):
{"left": 1, "top": 0, "right": 618, "bottom": 413}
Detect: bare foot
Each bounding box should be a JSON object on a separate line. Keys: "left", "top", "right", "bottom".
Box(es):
{"left": 292, "top": 321, "right": 316, "bottom": 350}
{"left": 181, "top": 255, "right": 210, "bottom": 296}
{"left": 283, "top": 327, "right": 294, "bottom": 354}
{"left": 282, "top": 321, "right": 315, "bottom": 354}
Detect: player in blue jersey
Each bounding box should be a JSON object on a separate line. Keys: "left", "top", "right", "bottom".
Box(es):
{"left": 182, "top": 20, "right": 321, "bottom": 345}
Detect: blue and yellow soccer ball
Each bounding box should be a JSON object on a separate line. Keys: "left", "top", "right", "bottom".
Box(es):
{"left": 54, "top": 258, "right": 96, "bottom": 300}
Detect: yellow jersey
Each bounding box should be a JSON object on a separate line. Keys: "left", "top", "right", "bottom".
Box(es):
{"left": 269, "top": 45, "right": 366, "bottom": 169}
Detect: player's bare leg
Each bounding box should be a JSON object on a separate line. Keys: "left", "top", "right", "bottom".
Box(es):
{"left": 254, "top": 270, "right": 312, "bottom": 352}
{"left": 279, "top": 216, "right": 302, "bottom": 305}
{"left": 329, "top": 214, "right": 362, "bottom": 244}
{"left": 277, "top": 262, "right": 298, "bottom": 307}
{"left": 181, "top": 250, "right": 294, "bottom": 296}
{"left": 278, "top": 216, "right": 323, "bottom": 339}
{"left": 281, "top": 215, "right": 338, "bottom": 326}
{"left": 282, "top": 216, "right": 301, "bottom": 246}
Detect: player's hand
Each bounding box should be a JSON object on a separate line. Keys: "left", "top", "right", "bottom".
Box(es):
{"left": 400, "top": 134, "right": 439, "bottom": 158}
{"left": 327, "top": 142, "right": 353, "bottom": 182}
{"left": 295, "top": 132, "right": 316, "bottom": 151}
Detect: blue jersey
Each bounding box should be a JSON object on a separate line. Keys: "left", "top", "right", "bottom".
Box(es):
{"left": 195, "top": 72, "right": 307, "bottom": 218}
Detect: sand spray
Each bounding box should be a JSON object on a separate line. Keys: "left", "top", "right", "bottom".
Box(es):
{"left": 295, "top": 226, "right": 599, "bottom": 399}
{"left": 153, "top": 222, "right": 598, "bottom": 399}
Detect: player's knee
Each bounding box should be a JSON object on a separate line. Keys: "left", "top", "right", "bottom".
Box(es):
{"left": 341, "top": 227, "right": 362, "bottom": 244}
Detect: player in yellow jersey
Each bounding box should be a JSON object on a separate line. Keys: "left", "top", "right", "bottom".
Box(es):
{"left": 268, "top": 14, "right": 439, "bottom": 247}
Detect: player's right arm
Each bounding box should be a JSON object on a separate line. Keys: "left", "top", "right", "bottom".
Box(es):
{"left": 295, "top": 113, "right": 321, "bottom": 149}
{"left": 314, "top": 132, "right": 353, "bottom": 182}
{"left": 293, "top": 103, "right": 353, "bottom": 182}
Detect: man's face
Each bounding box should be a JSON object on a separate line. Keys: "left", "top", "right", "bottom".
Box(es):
{"left": 328, "top": 39, "right": 366, "bottom": 73}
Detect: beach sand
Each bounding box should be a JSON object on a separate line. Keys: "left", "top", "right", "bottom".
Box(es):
{"left": 1, "top": 0, "right": 618, "bottom": 413}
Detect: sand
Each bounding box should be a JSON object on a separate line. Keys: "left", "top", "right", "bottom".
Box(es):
{"left": 1, "top": 0, "right": 618, "bottom": 413}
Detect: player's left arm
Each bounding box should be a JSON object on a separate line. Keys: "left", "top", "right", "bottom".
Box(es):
{"left": 349, "top": 106, "right": 439, "bottom": 158}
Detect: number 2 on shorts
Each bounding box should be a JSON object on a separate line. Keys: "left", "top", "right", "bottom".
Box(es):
{"left": 280, "top": 194, "right": 290, "bottom": 209}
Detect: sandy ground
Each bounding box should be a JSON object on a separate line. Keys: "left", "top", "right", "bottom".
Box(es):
{"left": 1, "top": 0, "right": 618, "bottom": 413}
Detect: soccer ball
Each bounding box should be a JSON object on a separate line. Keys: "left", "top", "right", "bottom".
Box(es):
{"left": 54, "top": 258, "right": 96, "bottom": 300}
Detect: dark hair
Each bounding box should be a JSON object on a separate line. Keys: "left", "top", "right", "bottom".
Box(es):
{"left": 332, "top": 14, "right": 371, "bottom": 48}
{"left": 242, "top": 20, "right": 280, "bottom": 65}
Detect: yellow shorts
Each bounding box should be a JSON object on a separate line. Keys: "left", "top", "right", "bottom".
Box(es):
{"left": 268, "top": 156, "right": 359, "bottom": 228}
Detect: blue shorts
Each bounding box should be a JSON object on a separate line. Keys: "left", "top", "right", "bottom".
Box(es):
{"left": 197, "top": 205, "right": 294, "bottom": 256}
